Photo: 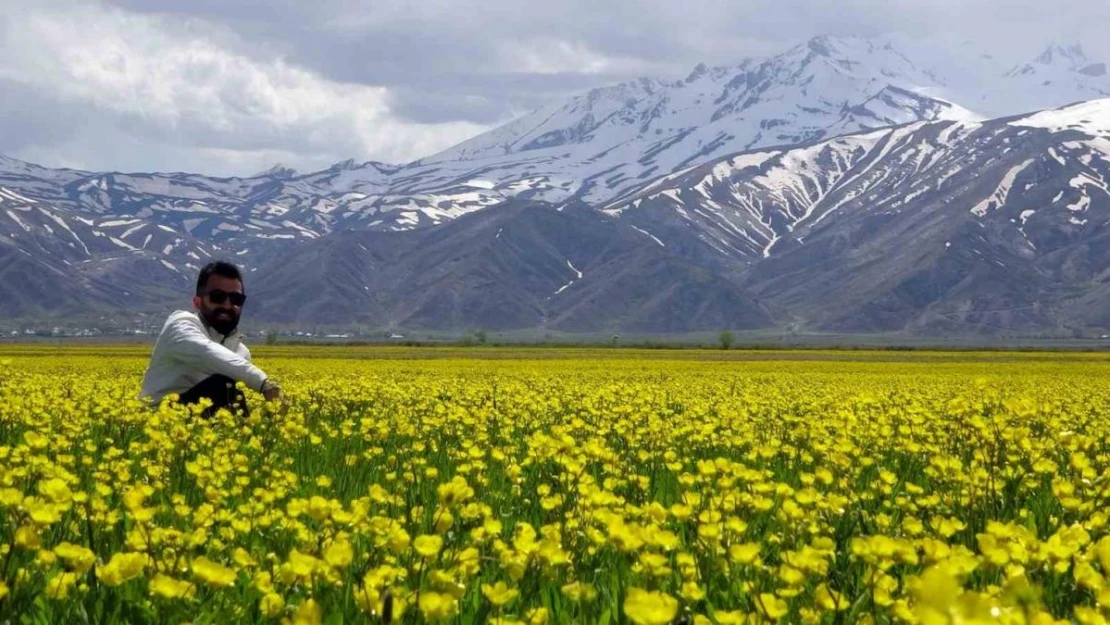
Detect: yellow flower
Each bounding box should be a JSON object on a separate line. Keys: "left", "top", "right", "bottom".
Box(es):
{"left": 23, "top": 430, "right": 48, "bottom": 449}
{"left": 37, "top": 550, "right": 58, "bottom": 567}
{"left": 437, "top": 477, "right": 474, "bottom": 507}
{"left": 419, "top": 591, "right": 457, "bottom": 621}
{"left": 192, "top": 556, "right": 237, "bottom": 587}
{"left": 729, "top": 543, "right": 761, "bottom": 565}
{"left": 14, "top": 524, "right": 41, "bottom": 549}
{"left": 481, "top": 581, "right": 520, "bottom": 607}
{"left": 54, "top": 542, "right": 97, "bottom": 574}
{"left": 324, "top": 539, "right": 354, "bottom": 569}
{"left": 292, "top": 599, "right": 322, "bottom": 625}
{"left": 26, "top": 500, "right": 62, "bottom": 526}
{"left": 254, "top": 571, "right": 275, "bottom": 593}
{"left": 38, "top": 478, "right": 73, "bottom": 505}
{"left": 815, "top": 584, "right": 847, "bottom": 611}
{"left": 434, "top": 509, "right": 455, "bottom": 534}
{"left": 232, "top": 547, "right": 258, "bottom": 568}
{"left": 640, "top": 552, "right": 672, "bottom": 577}
{"left": 561, "top": 581, "right": 597, "bottom": 602}
{"left": 414, "top": 534, "right": 444, "bottom": 558}
{"left": 526, "top": 607, "right": 550, "bottom": 625}
{"left": 0, "top": 581, "right": 8, "bottom": 601}
{"left": 98, "top": 552, "right": 148, "bottom": 586}
{"left": 260, "top": 593, "right": 285, "bottom": 618}
{"left": 0, "top": 488, "right": 21, "bottom": 507}
{"left": 714, "top": 610, "right": 750, "bottom": 625}
{"left": 150, "top": 573, "right": 197, "bottom": 600}
{"left": 681, "top": 581, "right": 705, "bottom": 601}
{"left": 757, "top": 593, "right": 788, "bottom": 620}
{"left": 278, "top": 550, "right": 320, "bottom": 584}
{"left": 623, "top": 588, "right": 678, "bottom": 625}
{"left": 44, "top": 572, "right": 79, "bottom": 600}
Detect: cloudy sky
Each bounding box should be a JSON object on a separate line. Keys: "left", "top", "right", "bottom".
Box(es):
{"left": 2, "top": 0, "right": 1108, "bottom": 176}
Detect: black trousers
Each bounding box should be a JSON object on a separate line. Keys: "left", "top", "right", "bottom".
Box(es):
{"left": 177, "top": 374, "right": 249, "bottom": 419}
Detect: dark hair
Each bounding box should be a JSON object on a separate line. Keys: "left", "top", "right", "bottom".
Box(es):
{"left": 195, "top": 261, "right": 244, "bottom": 296}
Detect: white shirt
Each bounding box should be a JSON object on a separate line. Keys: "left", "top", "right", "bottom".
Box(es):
{"left": 139, "top": 310, "right": 268, "bottom": 403}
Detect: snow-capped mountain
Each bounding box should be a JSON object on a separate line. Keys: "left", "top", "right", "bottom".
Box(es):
{"left": 3, "top": 35, "right": 1107, "bottom": 243}
{"left": 407, "top": 36, "right": 981, "bottom": 204}
{"left": 4, "top": 35, "right": 1110, "bottom": 333}
{"left": 601, "top": 98, "right": 1110, "bottom": 332}
{"left": 238, "top": 98, "right": 1110, "bottom": 334}
{"left": 401, "top": 36, "right": 1108, "bottom": 204}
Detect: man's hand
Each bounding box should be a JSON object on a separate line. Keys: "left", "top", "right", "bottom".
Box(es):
{"left": 261, "top": 378, "right": 285, "bottom": 405}
{"left": 263, "top": 385, "right": 284, "bottom": 403}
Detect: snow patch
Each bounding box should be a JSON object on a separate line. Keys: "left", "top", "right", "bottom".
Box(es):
{"left": 110, "top": 237, "right": 137, "bottom": 251}
{"left": 1011, "top": 99, "right": 1110, "bottom": 135}
{"left": 0, "top": 187, "right": 38, "bottom": 204}
{"left": 631, "top": 225, "right": 666, "bottom": 247}
{"left": 120, "top": 223, "right": 145, "bottom": 239}
{"left": 1068, "top": 194, "right": 1091, "bottom": 212}
{"left": 5, "top": 210, "right": 30, "bottom": 232}
{"left": 970, "top": 159, "right": 1034, "bottom": 216}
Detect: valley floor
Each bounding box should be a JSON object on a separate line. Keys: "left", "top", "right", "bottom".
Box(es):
{"left": 3, "top": 347, "right": 1110, "bottom": 623}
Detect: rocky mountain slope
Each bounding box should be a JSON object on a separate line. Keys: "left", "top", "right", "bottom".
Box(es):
{"left": 2, "top": 37, "right": 1110, "bottom": 334}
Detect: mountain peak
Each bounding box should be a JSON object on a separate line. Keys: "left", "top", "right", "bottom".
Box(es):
{"left": 1004, "top": 42, "right": 1107, "bottom": 83}
{"left": 1009, "top": 97, "right": 1110, "bottom": 135}
{"left": 330, "top": 158, "right": 363, "bottom": 170}
{"left": 1036, "top": 43, "right": 1088, "bottom": 67}
{"left": 254, "top": 163, "right": 298, "bottom": 179}
{"left": 806, "top": 35, "right": 838, "bottom": 57}
{"left": 684, "top": 62, "right": 710, "bottom": 83}
{"left": 801, "top": 34, "right": 875, "bottom": 58}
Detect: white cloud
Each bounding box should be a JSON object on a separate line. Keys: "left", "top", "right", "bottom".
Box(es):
{"left": 499, "top": 38, "right": 665, "bottom": 76}
{"left": 0, "top": 0, "right": 494, "bottom": 173}
{"left": 6, "top": 0, "right": 1110, "bottom": 175}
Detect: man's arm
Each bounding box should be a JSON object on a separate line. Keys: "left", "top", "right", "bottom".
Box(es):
{"left": 238, "top": 339, "right": 284, "bottom": 403}
{"left": 165, "top": 318, "right": 268, "bottom": 391}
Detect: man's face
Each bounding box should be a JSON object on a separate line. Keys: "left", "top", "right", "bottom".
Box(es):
{"left": 193, "top": 274, "right": 245, "bottom": 336}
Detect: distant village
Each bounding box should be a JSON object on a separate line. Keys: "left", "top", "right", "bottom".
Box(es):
{"left": 2, "top": 321, "right": 408, "bottom": 342}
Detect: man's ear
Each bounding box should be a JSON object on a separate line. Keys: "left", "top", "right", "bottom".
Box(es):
{"left": 192, "top": 295, "right": 203, "bottom": 310}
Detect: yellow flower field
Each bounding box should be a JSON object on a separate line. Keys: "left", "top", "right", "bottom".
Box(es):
{"left": 3, "top": 347, "right": 1110, "bottom": 624}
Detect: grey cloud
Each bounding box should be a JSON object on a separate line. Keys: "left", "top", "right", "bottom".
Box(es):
{"left": 96, "top": 0, "right": 1110, "bottom": 128}
{"left": 0, "top": 79, "right": 340, "bottom": 175}
{"left": 8, "top": 0, "right": 1110, "bottom": 175}
{"left": 0, "top": 80, "right": 84, "bottom": 155}
{"left": 103, "top": 0, "right": 1110, "bottom": 70}
{"left": 384, "top": 71, "right": 636, "bottom": 124}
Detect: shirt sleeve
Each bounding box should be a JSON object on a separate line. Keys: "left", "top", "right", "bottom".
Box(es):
{"left": 165, "top": 318, "right": 268, "bottom": 391}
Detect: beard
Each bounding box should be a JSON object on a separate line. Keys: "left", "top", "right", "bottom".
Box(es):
{"left": 201, "top": 306, "right": 240, "bottom": 337}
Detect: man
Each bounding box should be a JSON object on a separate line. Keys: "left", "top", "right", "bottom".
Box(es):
{"left": 140, "top": 260, "right": 283, "bottom": 417}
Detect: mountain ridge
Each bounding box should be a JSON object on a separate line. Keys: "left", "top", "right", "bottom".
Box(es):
{"left": 3, "top": 37, "right": 1110, "bottom": 334}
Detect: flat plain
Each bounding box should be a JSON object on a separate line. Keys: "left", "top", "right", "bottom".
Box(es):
{"left": 1, "top": 345, "right": 1109, "bottom": 624}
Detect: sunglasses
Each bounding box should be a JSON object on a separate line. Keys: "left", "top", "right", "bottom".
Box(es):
{"left": 204, "top": 289, "right": 247, "bottom": 307}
